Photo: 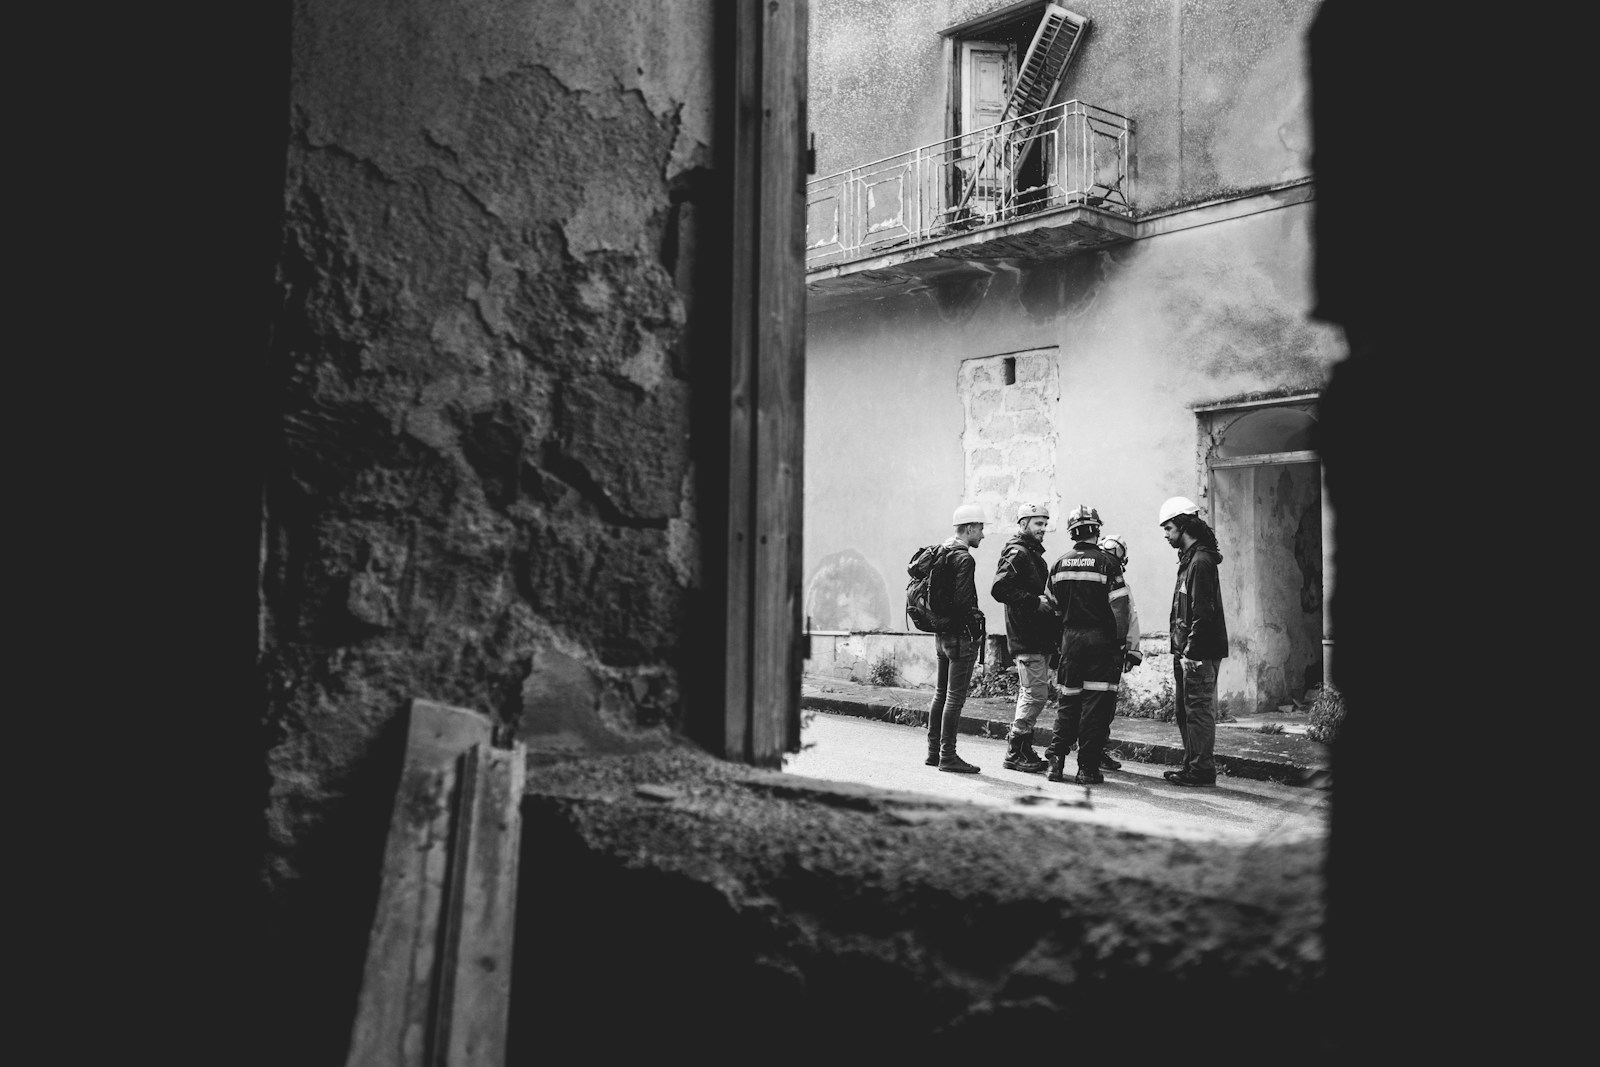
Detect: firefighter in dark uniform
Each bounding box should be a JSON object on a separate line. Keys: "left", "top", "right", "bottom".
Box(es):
{"left": 1042, "top": 504, "right": 1131, "bottom": 785}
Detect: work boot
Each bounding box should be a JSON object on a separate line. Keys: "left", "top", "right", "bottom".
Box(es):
{"left": 1002, "top": 734, "right": 1047, "bottom": 773}
{"left": 1046, "top": 754, "right": 1068, "bottom": 782}
{"left": 1098, "top": 750, "right": 1122, "bottom": 771}
{"left": 938, "top": 753, "right": 980, "bottom": 774}
{"left": 1163, "top": 769, "right": 1215, "bottom": 787}
{"left": 1075, "top": 768, "right": 1105, "bottom": 785}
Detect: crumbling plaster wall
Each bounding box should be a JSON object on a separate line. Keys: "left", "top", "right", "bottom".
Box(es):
{"left": 808, "top": 0, "right": 1315, "bottom": 210}
{"left": 260, "top": 1, "right": 717, "bottom": 1052}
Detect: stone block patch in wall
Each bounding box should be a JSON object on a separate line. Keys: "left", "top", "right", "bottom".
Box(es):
{"left": 959, "top": 348, "right": 1059, "bottom": 528}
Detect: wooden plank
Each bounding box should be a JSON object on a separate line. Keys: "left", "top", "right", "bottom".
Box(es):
{"left": 752, "top": 0, "right": 808, "bottom": 765}
{"left": 784, "top": 0, "right": 810, "bottom": 757}
{"left": 345, "top": 700, "right": 495, "bottom": 1067}
{"left": 724, "top": 0, "right": 761, "bottom": 762}
{"left": 1208, "top": 449, "right": 1320, "bottom": 470}
{"left": 344, "top": 761, "right": 458, "bottom": 1067}
{"left": 1191, "top": 390, "right": 1320, "bottom": 413}
{"left": 783, "top": 0, "right": 809, "bottom": 759}
{"left": 440, "top": 743, "right": 526, "bottom": 1066}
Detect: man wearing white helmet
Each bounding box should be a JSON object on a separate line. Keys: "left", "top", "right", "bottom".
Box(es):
{"left": 923, "top": 503, "right": 989, "bottom": 774}
{"left": 990, "top": 502, "right": 1060, "bottom": 773}
{"left": 1158, "top": 495, "right": 1229, "bottom": 787}
{"left": 1040, "top": 504, "right": 1131, "bottom": 786}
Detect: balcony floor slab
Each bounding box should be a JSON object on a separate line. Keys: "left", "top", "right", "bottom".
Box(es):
{"left": 806, "top": 205, "right": 1136, "bottom": 306}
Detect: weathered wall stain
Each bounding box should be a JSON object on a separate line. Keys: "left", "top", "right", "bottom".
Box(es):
{"left": 806, "top": 548, "right": 893, "bottom": 631}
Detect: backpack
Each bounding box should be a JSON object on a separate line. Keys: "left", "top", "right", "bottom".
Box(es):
{"left": 905, "top": 544, "right": 951, "bottom": 633}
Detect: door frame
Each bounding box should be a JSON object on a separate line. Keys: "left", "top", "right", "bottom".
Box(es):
{"left": 1195, "top": 393, "right": 1333, "bottom": 696}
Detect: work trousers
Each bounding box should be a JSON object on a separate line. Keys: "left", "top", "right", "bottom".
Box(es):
{"left": 1174, "top": 657, "right": 1220, "bottom": 779}
{"left": 1045, "top": 630, "right": 1120, "bottom": 771}
{"left": 1006, "top": 652, "right": 1052, "bottom": 739}
{"left": 927, "top": 632, "right": 978, "bottom": 757}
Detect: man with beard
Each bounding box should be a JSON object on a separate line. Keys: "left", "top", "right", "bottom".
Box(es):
{"left": 991, "top": 502, "right": 1060, "bottom": 773}
{"left": 1158, "top": 496, "right": 1229, "bottom": 787}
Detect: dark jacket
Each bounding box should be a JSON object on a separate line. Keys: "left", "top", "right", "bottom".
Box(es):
{"left": 990, "top": 533, "right": 1058, "bottom": 654}
{"left": 1169, "top": 542, "right": 1229, "bottom": 660}
{"left": 935, "top": 536, "right": 986, "bottom": 641}
{"left": 1048, "top": 540, "right": 1129, "bottom": 645}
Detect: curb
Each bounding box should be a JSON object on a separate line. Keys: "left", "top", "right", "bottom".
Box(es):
{"left": 800, "top": 693, "right": 1324, "bottom": 787}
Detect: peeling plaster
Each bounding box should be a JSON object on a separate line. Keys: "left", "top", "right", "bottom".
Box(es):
{"left": 265, "top": 1, "right": 717, "bottom": 924}
{"left": 536, "top": 3, "right": 715, "bottom": 175}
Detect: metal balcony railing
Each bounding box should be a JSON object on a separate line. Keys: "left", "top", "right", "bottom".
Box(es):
{"left": 806, "top": 100, "right": 1134, "bottom": 270}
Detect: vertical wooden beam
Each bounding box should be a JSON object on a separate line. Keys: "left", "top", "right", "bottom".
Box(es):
{"left": 723, "top": 0, "right": 761, "bottom": 762}
{"left": 1320, "top": 462, "right": 1335, "bottom": 687}
{"left": 752, "top": 0, "right": 808, "bottom": 764}
{"left": 725, "top": 0, "right": 807, "bottom": 765}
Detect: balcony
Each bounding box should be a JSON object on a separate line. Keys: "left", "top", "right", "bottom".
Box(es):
{"left": 806, "top": 101, "right": 1136, "bottom": 300}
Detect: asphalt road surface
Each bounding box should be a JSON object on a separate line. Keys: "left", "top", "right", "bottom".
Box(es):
{"left": 782, "top": 713, "right": 1330, "bottom": 845}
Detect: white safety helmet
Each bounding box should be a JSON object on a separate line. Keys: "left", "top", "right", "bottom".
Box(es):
{"left": 1099, "top": 534, "right": 1128, "bottom": 563}
{"left": 951, "top": 503, "right": 988, "bottom": 527}
{"left": 1016, "top": 501, "right": 1050, "bottom": 523}
{"left": 1157, "top": 496, "right": 1200, "bottom": 526}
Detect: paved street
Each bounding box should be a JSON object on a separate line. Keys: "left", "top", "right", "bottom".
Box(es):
{"left": 783, "top": 712, "right": 1330, "bottom": 845}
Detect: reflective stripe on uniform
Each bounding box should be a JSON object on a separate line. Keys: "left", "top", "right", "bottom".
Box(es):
{"left": 1083, "top": 680, "right": 1117, "bottom": 691}
{"left": 1108, "top": 586, "right": 1129, "bottom": 600}
{"left": 1059, "top": 686, "right": 1083, "bottom": 696}
{"left": 1055, "top": 571, "right": 1107, "bottom": 583}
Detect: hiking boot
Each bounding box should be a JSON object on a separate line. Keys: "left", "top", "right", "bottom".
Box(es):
{"left": 1004, "top": 750, "right": 1047, "bottom": 773}
{"left": 1075, "top": 768, "right": 1105, "bottom": 786}
{"left": 1098, "top": 750, "right": 1122, "bottom": 771}
{"left": 938, "top": 754, "right": 980, "bottom": 774}
{"left": 1163, "top": 769, "right": 1216, "bottom": 787}
{"left": 1002, "top": 734, "right": 1047, "bottom": 773}
{"left": 1046, "top": 755, "right": 1068, "bottom": 782}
